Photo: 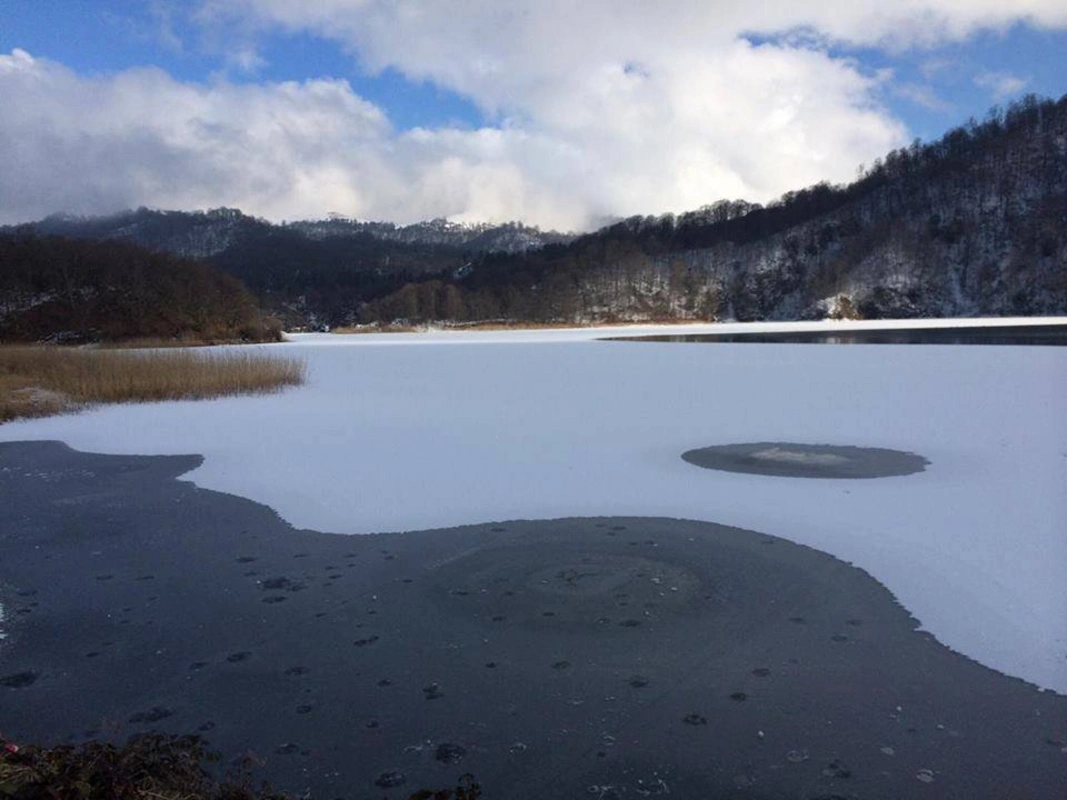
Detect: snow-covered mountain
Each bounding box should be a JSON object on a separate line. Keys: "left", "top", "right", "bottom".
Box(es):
{"left": 28, "top": 207, "right": 260, "bottom": 260}
{"left": 287, "top": 216, "right": 572, "bottom": 253}
{"left": 23, "top": 208, "right": 571, "bottom": 260}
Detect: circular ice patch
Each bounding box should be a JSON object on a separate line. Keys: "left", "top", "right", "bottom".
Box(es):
{"left": 681, "top": 443, "right": 928, "bottom": 479}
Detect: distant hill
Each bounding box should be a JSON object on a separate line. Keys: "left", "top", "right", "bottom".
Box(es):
{"left": 286, "top": 215, "right": 573, "bottom": 253}
{"left": 12, "top": 209, "right": 572, "bottom": 328}
{"left": 0, "top": 234, "right": 281, "bottom": 343}
{"left": 8, "top": 94, "right": 1066, "bottom": 327}
{"left": 362, "top": 93, "right": 1067, "bottom": 324}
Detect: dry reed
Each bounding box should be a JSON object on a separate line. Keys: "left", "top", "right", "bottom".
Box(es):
{"left": 0, "top": 346, "right": 306, "bottom": 423}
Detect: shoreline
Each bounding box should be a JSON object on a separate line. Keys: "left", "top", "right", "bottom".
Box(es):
{"left": 2, "top": 441, "right": 1064, "bottom": 798}
{"left": 308, "top": 315, "right": 1067, "bottom": 339}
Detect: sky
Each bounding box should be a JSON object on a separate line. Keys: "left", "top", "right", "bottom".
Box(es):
{"left": 2, "top": 1, "right": 1067, "bottom": 231}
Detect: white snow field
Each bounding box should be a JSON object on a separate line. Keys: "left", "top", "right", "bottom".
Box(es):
{"left": 2, "top": 319, "right": 1065, "bottom": 693}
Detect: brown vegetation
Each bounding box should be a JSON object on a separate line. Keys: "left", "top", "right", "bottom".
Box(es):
{"left": 0, "top": 346, "right": 305, "bottom": 423}
{"left": 0, "top": 234, "right": 282, "bottom": 344}
{"left": 0, "top": 732, "right": 288, "bottom": 800}
{"left": 0, "top": 732, "right": 480, "bottom": 800}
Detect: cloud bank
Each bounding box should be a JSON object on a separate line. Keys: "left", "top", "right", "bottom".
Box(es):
{"left": 3, "top": 1, "right": 1066, "bottom": 229}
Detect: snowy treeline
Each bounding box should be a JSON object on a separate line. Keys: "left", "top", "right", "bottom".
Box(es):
{"left": 364, "top": 94, "right": 1067, "bottom": 324}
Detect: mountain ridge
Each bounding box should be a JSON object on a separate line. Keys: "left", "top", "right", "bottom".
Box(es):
{"left": 24, "top": 207, "right": 572, "bottom": 259}
{"left": 6, "top": 93, "right": 1066, "bottom": 327}
{"left": 362, "top": 93, "right": 1067, "bottom": 324}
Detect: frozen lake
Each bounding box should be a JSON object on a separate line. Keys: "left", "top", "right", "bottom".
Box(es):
{"left": 2, "top": 319, "right": 1065, "bottom": 693}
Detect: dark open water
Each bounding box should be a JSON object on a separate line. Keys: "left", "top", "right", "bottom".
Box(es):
{"left": 608, "top": 323, "right": 1067, "bottom": 346}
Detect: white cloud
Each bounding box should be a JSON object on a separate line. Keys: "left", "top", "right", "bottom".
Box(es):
{"left": 204, "top": 0, "right": 1067, "bottom": 80}
{"left": 974, "top": 70, "right": 1030, "bottom": 102}
{"left": 228, "top": 45, "right": 267, "bottom": 74}
{"left": 3, "top": 0, "right": 1066, "bottom": 229}
{"left": 0, "top": 42, "right": 906, "bottom": 230}
{"left": 0, "top": 50, "right": 391, "bottom": 222}
{"left": 150, "top": 1, "right": 185, "bottom": 53}
{"left": 920, "top": 57, "right": 956, "bottom": 80}
{"left": 895, "top": 82, "right": 955, "bottom": 112}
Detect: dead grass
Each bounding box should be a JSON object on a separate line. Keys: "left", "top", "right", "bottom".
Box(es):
{"left": 0, "top": 345, "right": 306, "bottom": 424}
{"left": 96, "top": 336, "right": 281, "bottom": 350}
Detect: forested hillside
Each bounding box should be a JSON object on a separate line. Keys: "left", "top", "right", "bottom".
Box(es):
{"left": 362, "top": 94, "right": 1067, "bottom": 324}
{"left": 0, "top": 235, "right": 281, "bottom": 343}
{"left": 17, "top": 209, "right": 570, "bottom": 328}
{"left": 8, "top": 94, "right": 1065, "bottom": 327}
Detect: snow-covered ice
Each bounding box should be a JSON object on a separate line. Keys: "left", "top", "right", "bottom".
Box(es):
{"left": 2, "top": 319, "right": 1065, "bottom": 692}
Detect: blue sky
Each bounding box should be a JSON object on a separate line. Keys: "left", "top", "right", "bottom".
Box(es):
{"left": 2, "top": 1, "right": 1066, "bottom": 228}
{"left": 0, "top": 2, "right": 486, "bottom": 130}
{"left": 831, "top": 24, "right": 1067, "bottom": 141}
